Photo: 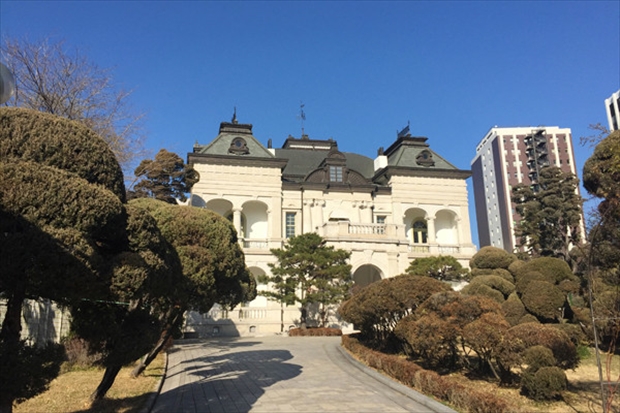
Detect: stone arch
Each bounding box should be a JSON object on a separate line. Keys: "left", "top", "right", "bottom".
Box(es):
{"left": 352, "top": 264, "right": 383, "bottom": 288}
{"left": 403, "top": 207, "right": 428, "bottom": 244}
{"left": 246, "top": 266, "right": 268, "bottom": 307}
{"left": 435, "top": 209, "right": 459, "bottom": 244}
{"left": 242, "top": 200, "right": 269, "bottom": 239}
{"left": 205, "top": 198, "right": 233, "bottom": 216}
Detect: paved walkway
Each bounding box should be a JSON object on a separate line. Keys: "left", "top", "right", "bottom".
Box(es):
{"left": 151, "top": 336, "right": 455, "bottom": 413}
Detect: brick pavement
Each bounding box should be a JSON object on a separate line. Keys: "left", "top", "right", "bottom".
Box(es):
{"left": 150, "top": 336, "right": 456, "bottom": 413}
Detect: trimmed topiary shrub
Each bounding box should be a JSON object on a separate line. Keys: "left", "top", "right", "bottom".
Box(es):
{"left": 512, "top": 257, "right": 576, "bottom": 286}
{"left": 521, "top": 366, "right": 567, "bottom": 401}
{"left": 461, "top": 282, "right": 505, "bottom": 303}
{"left": 0, "top": 107, "right": 126, "bottom": 202}
{"left": 502, "top": 293, "right": 526, "bottom": 326}
{"left": 518, "top": 314, "right": 540, "bottom": 324}
{"left": 523, "top": 345, "right": 556, "bottom": 372}
{"left": 498, "top": 322, "right": 578, "bottom": 371}
{"left": 338, "top": 275, "right": 451, "bottom": 346}
{"left": 470, "top": 246, "right": 517, "bottom": 270}
{"left": 521, "top": 281, "right": 566, "bottom": 322}
{"left": 471, "top": 268, "right": 514, "bottom": 283}
{"left": 341, "top": 334, "right": 516, "bottom": 413}
{"left": 288, "top": 327, "right": 342, "bottom": 336}
{"left": 469, "top": 275, "right": 515, "bottom": 298}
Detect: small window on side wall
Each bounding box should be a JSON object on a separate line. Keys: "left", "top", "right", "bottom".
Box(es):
{"left": 285, "top": 212, "right": 296, "bottom": 238}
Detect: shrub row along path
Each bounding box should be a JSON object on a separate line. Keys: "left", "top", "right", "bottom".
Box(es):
{"left": 151, "top": 335, "right": 455, "bottom": 413}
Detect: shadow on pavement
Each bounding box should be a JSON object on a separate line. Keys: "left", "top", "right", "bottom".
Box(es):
{"left": 152, "top": 345, "right": 302, "bottom": 413}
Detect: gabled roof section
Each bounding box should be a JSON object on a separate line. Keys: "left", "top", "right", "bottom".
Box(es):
{"left": 193, "top": 121, "right": 275, "bottom": 159}
{"left": 384, "top": 135, "right": 459, "bottom": 170}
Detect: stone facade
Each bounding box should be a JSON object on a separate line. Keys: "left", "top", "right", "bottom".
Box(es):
{"left": 184, "top": 119, "right": 477, "bottom": 336}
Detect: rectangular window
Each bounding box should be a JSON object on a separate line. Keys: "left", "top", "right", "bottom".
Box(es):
{"left": 285, "top": 212, "right": 296, "bottom": 238}
{"left": 329, "top": 166, "right": 343, "bottom": 182}
{"left": 376, "top": 215, "right": 386, "bottom": 224}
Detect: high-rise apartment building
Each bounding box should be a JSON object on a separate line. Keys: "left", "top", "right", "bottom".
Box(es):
{"left": 605, "top": 89, "right": 620, "bottom": 131}
{"left": 471, "top": 126, "right": 580, "bottom": 251}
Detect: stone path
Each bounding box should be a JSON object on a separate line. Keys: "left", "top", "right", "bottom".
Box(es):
{"left": 151, "top": 336, "right": 455, "bottom": 413}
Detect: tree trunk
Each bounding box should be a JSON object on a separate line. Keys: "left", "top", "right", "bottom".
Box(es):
{"left": 300, "top": 306, "right": 307, "bottom": 329}
{"left": 0, "top": 286, "right": 26, "bottom": 413}
{"left": 280, "top": 302, "right": 284, "bottom": 333}
{"left": 131, "top": 310, "right": 183, "bottom": 378}
{"left": 90, "top": 364, "right": 122, "bottom": 403}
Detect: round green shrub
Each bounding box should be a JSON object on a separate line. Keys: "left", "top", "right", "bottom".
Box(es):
{"left": 461, "top": 282, "right": 505, "bottom": 304}
{"left": 583, "top": 129, "right": 620, "bottom": 199}
{"left": 515, "top": 271, "right": 546, "bottom": 294}
{"left": 523, "top": 345, "right": 556, "bottom": 372}
{"left": 518, "top": 314, "right": 540, "bottom": 324}
{"left": 469, "top": 275, "right": 515, "bottom": 297}
{"left": 512, "top": 257, "right": 576, "bottom": 286}
{"left": 508, "top": 259, "right": 526, "bottom": 277}
{"left": 469, "top": 246, "right": 517, "bottom": 270}
{"left": 521, "top": 281, "right": 566, "bottom": 322}
{"left": 521, "top": 366, "right": 567, "bottom": 401}
{"left": 506, "top": 322, "right": 578, "bottom": 369}
{"left": 0, "top": 107, "right": 126, "bottom": 202}
{"left": 549, "top": 324, "right": 586, "bottom": 347}
{"left": 502, "top": 292, "right": 526, "bottom": 326}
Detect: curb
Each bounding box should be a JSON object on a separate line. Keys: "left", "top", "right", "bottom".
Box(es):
{"left": 140, "top": 350, "right": 169, "bottom": 413}
{"left": 336, "top": 344, "right": 457, "bottom": 413}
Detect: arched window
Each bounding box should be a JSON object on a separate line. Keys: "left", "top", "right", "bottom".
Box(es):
{"left": 413, "top": 220, "right": 428, "bottom": 244}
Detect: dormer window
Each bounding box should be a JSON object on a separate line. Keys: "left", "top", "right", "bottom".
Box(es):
{"left": 329, "top": 166, "right": 343, "bottom": 182}
{"left": 416, "top": 150, "right": 435, "bottom": 167}
{"left": 229, "top": 137, "right": 249, "bottom": 155}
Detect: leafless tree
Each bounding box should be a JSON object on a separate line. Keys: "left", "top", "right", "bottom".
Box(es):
{"left": 1, "top": 36, "right": 146, "bottom": 169}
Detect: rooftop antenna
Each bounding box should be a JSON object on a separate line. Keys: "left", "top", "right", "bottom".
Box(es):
{"left": 232, "top": 107, "right": 238, "bottom": 124}
{"left": 298, "top": 101, "right": 306, "bottom": 138}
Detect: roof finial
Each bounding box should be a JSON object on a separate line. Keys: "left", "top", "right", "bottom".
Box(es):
{"left": 299, "top": 101, "right": 306, "bottom": 138}
{"left": 232, "top": 107, "right": 238, "bottom": 124}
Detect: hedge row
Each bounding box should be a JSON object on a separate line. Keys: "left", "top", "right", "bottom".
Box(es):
{"left": 341, "top": 335, "right": 517, "bottom": 413}
{"left": 288, "top": 327, "right": 342, "bottom": 336}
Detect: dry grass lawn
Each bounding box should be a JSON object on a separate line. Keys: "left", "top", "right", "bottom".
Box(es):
{"left": 13, "top": 353, "right": 165, "bottom": 413}
{"left": 447, "top": 348, "right": 620, "bottom": 413}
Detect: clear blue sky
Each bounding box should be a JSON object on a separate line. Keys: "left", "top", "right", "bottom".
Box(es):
{"left": 2, "top": 1, "right": 619, "bottom": 246}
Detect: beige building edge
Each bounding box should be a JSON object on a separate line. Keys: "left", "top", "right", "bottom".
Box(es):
{"left": 184, "top": 118, "right": 476, "bottom": 337}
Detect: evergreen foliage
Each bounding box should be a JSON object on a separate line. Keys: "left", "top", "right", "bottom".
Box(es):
{"left": 0, "top": 107, "right": 126, "bottom": 202}
{"left": 469, "top": 246, "right": 516, "bottom": 270}
{"left": 266, "top": 233, "right": 351, "bottom": 328}
{"left": 339, "top": 275, "right": 450, "bottom": 346}
{"left": 131, "top": 149, "right": 199, "bottom": 204}
{"left": 511, "top": 166, "right": 583, "bottom": 264}
{"left": 405, "top": 255, "right": 469, "bottom": 281}
{"left": 0, "top": 108, "right": 128, "bottom": 411}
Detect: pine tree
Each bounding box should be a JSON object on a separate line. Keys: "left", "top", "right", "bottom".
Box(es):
{"left": 512, "top": 166, "right": 583, "bottom": 264}
{"left": 264, "top": 233, "right": 352, "bottom": 328}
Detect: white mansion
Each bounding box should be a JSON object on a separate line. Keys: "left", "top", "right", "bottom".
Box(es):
{"left": 184, "top": 118, "right": 477, "bottom": 336}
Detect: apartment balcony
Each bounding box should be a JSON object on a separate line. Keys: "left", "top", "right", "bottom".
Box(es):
{"left": 241, "top": 238, "right": 270, "bottom": 250}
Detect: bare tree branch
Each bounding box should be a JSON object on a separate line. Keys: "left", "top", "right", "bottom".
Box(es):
{"left": 1, "top": 36, "right": 147, "bottom": 169}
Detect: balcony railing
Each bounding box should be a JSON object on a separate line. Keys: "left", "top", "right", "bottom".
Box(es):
{"left": 242, "top": 239, "right": 269, "bottom": 249}
{"left": 321, "top": 221, "right": 403, "bottom": 240}
{"left": 408, "top": 244, "right": 430, "bottom": 253}
{"left": 438, "top": 245, "right": 460, "bottom": 254}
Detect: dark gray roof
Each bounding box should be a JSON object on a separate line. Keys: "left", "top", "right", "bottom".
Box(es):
{"left": 274, "top": 148, "right": 375, "bottom": 181}
{"left": 193, "top": 122, "right": 274, "bottom": 158}
{"left": 385, "top": 136, "right": 460, "bottom": 170}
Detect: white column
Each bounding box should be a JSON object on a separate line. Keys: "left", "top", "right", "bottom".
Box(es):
{"left": 427, "top": 216, "right": 436, "bottom": 244}
{"left": 455, "top": 216, "right": 463, "bottom": 244}
{"left": 233, "top": 208, "right": 242, "bottom": 238}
